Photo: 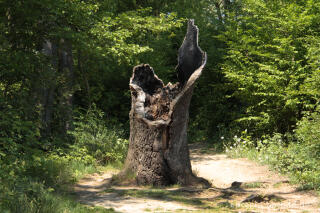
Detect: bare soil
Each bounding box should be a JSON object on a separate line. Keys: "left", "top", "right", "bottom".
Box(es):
{"left": 74, "top": 144, "right": 320, "bottom": 213}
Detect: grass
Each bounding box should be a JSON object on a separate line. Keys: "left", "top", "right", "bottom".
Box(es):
{"left": 0, "top": 154, "right": 121, "bottom": 213}
{"left": 242, "top": 182, "right": 266, "bottom": 189}
{"left": 272, "top": 181, "right": 288, "bottom": 189}
{"left": 1, "top": 190, "right": 116, "bottom": 213}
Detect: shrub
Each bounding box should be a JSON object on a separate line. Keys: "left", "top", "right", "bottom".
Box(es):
{"left": 0, "top": 151, "right": 112, "bottom": 213}
{"left": 0, "top": 175, "right": 115, "bottom": 213}
{"left": 226, "top": 111, "right": 320, "bottom": 190}
{"left": 69, "top": 106, "right": 128, "bottom": 165}
{"left": 295, "top": 110, "right": 320, "bottom": 160}
{"left": 291, "top": 110, "right": 320, "bottom": 189}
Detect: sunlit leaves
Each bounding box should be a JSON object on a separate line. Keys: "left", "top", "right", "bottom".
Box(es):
{"left": 220, "top": 0, "right": 320, "bottom": 135}
{"left": 90, "top": 8, "right": 182, "bottom": 64}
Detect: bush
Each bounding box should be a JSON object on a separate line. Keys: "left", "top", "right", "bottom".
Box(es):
{"left": 69, "top": 106, "right": 128, "bottom": 165}
{"left": 225, "top": 111, "right": 320, "bottom": 190}
{"left": 0, "top": 105, "right": 128, "bottom": 212}
{"left": 0, "top": 151, "right": 112, "bottom": 213}
{"left": 295, "top": 110, "right": 320, "bottom": 160}
{"left": 291, "top": 110, "right": 320, "bottom": 189}
{"left": 0, "top": 176, "right": 115, "bottom": 213}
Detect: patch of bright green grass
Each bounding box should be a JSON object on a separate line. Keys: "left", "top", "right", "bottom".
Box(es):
{"left": 242, "top": 182, "right": 266, "bottom": 189}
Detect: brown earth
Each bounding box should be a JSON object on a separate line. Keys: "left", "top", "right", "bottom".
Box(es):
{"left": 74, "top": 144, "right": 320, "bottom": 213}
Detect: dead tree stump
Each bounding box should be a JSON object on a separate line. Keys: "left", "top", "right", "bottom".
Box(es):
{"left": 120, "top": 20, "right": 209, "bottom": 187}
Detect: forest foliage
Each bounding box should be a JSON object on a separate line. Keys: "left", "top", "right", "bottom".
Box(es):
{"left": 1, "top": 0, "right": 320, "bottom": 212}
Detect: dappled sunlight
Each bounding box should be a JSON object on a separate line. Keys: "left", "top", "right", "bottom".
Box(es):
{"left": 73, "top": 144, "right": 320, "bottom": 212}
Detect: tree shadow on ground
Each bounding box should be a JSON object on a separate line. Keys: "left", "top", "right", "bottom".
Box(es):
{"left": 76, "top": 172, "right": 308, "bottom": 213}
{"left": 103, "top": 187, "right": 206, "bottom": 206}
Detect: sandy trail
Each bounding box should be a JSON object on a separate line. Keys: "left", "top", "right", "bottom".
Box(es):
{"left": 74, "top": 172, "right": 197, "bottom": 212}
{"left": 74, "top": 144, "right": 320, "bottom": 213}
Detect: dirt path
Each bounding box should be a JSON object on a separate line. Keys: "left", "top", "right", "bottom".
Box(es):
{"left": 74, "top": 145, "right": 320, "bottom": 213}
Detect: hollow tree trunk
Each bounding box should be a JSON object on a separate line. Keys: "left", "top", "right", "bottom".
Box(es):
{"left": 121, "top": 20, "right": 209, "bottom": 187}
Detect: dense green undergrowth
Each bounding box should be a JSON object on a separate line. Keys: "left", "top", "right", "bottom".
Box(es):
{"left": 225, "top": 109, "right": 320, "bottom": 191}
{"left": 0, "top": 107, "right": 128, "bottom": 213}
{"left": 0, "top": 157, "right": 115, "bottom": 213}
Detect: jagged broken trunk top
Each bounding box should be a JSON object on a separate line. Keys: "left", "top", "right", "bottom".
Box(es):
{"left": 121, "top": 20, "right": 209, "bottom": 186}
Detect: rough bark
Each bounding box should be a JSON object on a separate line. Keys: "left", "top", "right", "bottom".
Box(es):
{"left": 120, "top": 20, "right": 209, "bottom": 187}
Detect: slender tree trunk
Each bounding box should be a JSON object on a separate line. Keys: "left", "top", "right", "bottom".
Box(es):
{"left": 77, "top": 49, "right": 91, "bottom": 108}
{"left": 41, "top": 40, "right": 58, "bottom": 137}
{"left": 41, "top": 39, "right": 74, "bottom": 136}
{"left": 119, "top": 20, "right": 210, "bottom": 187}
{"left": 58, "top": 39, "right": 74, "bottom": 132}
